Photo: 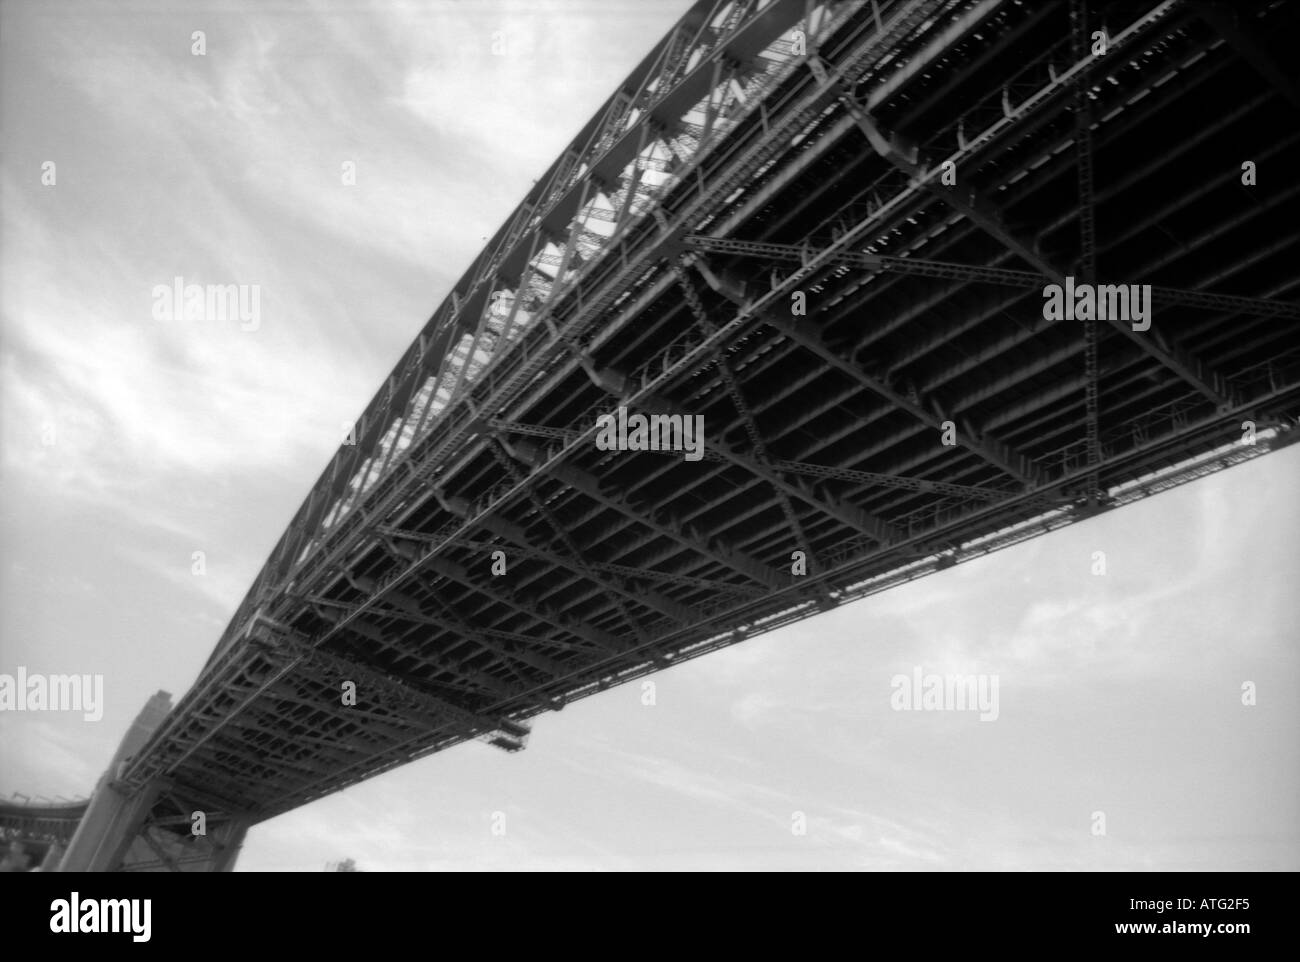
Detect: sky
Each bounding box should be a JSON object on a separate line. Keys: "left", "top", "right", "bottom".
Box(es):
{"left": 1, "top": 0, "right": 1297, "bottom": 872}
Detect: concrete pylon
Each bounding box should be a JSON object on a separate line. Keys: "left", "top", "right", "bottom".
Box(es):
{"left": 57, "top": 691, "right": 171, "bottom": 872}
{"left": 39, "top": 841, "right": 65, "bottom": 871}
{"left": 57, "top": 691, "right": 254, "bottom": 871}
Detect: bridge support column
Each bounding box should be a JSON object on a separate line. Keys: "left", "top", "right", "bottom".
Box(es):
{"left": 57, "top": 691, "right": 171, "bottom": 872}
{"left": 40, "top": 840, "right": 66, "bottom": 871}
{"left": 57, "top": 778, "right": 162, "bottom": 872}
{"left": 208, "top": 817, "right": 250, "bottom": 872}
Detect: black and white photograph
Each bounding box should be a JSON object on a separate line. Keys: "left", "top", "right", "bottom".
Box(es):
{"left": 1, "top": 0, "right": 1296, "bottom": 919}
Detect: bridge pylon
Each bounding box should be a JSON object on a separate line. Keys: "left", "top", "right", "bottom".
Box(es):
{"left": 55, "top": 691, "right": 251, "bottom": 872}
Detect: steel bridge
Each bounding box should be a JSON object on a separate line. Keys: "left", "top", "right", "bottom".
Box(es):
{"left": 12, "top": 0, "right": 1299, "bottom": 870}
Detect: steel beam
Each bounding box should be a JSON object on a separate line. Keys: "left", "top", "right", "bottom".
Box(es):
{"left": 433, "top": 536, "right": 770, "bottom": 599}
{"left": 676, "top": 266, "right": 818, "bottom": 556}
{"left": 1193, "top": 1, "right": 1300, "bottom": 111}
{"left": 674, "top": 266, "right": 899, "bottom": 548}
{"left": 681, "top": 236, "right": 1300, "bottom": 321}
{"left": 1071, "top": 0, "right": 1102, "bottom": 503}
{"left": 499, "top": 434, "right": 785, "bottom": 591}
{"left": 420, "top": 553, "right": 629, "bottom": 656}
{"left": 824, "top": 65, "right": 1235, "bottom": 408}
{"left": 303, "top": 592, "right": 519, "bottom": 700}
{"left": 692, "top": 258, "right": 1043, "bottom": 487}
{"left": 283, "top": 638, "right": 499, "bottom": 736}
{"left": 490, "top": 418, "right": 1004, "bottom": 500}
{"left": 485, "top": 440, "right": 694, "bottom": 627}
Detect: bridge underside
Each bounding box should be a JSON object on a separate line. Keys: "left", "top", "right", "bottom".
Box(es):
{"left": 58, "top": 0, "right": 1296, "bottom": 863}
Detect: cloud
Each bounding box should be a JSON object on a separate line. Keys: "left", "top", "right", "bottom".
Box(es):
{"left": 731, "top": 690, "right": 781, "bottom": 728}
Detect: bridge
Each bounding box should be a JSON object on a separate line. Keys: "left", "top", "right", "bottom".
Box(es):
{"left": 8, "top": 0, "right": 1298, "bottom": 871}
{"left": 0, "top": 797, "right": 88, "bottom": 871}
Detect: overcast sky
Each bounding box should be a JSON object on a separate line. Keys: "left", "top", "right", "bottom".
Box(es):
{"left": 1, "top": 0, "right": 1296, "bottom": 871}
